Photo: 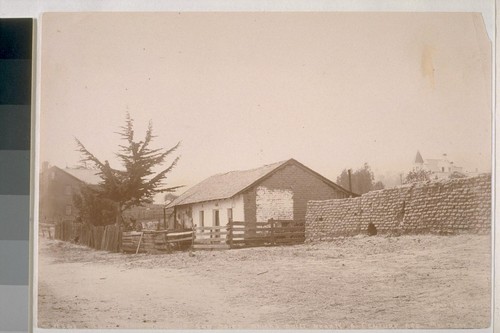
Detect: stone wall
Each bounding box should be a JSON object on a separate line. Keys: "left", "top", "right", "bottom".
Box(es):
{"left": 305, "top": 174, "right": 491, "bottom": 241}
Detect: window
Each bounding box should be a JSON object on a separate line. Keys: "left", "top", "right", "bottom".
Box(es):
{"left": 212, "top": 210, "right": 220, "bottom": 238}
{"left": 442, "top": 167, "right": 445, "bottom": 172}
{"left": 50, "top": 171, "right": 55, "bottom": 180}
{"left": 213, "top": 210, "right": 220, "bottom": 226}
{"left": 65, "top": 185, "right": 72, "bottom": 196}
{"left": 199, "top": 211, "right": 204, "bottom": 230}
{"left": 65, "top": 205, "right": 72, "bottom": 216}
{"left": 227, "top": 208, "right": 233, "bottom": 222}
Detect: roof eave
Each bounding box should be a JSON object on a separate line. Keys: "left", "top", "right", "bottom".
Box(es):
{"left": 166, "top": 194, "right": 237, "bottom": 209}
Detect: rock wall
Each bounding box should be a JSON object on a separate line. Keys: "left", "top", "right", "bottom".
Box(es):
{"left": 306, "top": 174, "right": 491, "bottom": 241}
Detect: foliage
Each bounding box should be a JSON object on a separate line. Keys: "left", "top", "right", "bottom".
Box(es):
{"left": 75, "top": 112, "right": 182, "bottom": 224}
{"left": 72, "top": 186, "right": 117, "bottom": 226}
{"left": 336, "top": 163, "right": 385, "bottom": 195}
{"left": 449, "top": 171, "right": 467, "bottom": 179}
{"left": 373, "top": 181, "right": 385, "bottom": 191}
{"left": 164, "top": 193, "right": 179, "bottom": 204}
{"left": 403, "top": 168, "right": 432, "bottom": 184}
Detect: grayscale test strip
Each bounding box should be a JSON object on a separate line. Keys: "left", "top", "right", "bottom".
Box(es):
{"left": 0, "top": 18, "right": 33, "bottom": 333}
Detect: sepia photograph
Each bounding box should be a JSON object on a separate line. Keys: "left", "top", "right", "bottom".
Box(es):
{"left": 36, "top": 10, "right": 492, "bottom": 329}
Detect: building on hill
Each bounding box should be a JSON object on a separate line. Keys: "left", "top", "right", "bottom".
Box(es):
{"left": 166, "top": 158, "right": 355, "bottom": 229}
{"left": 413, "top": 151, "right": 468, "bottom": 180}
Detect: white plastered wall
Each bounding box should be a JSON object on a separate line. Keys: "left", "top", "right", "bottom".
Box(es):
{"left": 191, "top": 194, "right": 244, "bottom": 229}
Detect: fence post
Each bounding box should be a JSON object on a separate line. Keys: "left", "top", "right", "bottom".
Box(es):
{"left": 135, "top": 231, "right": 144, "bottom": 254}
{"left": 269, "top": 218, "right": 275, "bottom": 246}
{"left": 191, "top": 225, "right": 196, "bottom": 249}
{"left": 101, "top": 226, "right": 107, "bottom": 251}
{"left": 163, "top": 229, "right": 168, "bottom": 252}
{"left": 228, "top": 218, "right": 233, "bottom": 248}
{"left": 117, "top": 225, "right": 122, "bottom": 253}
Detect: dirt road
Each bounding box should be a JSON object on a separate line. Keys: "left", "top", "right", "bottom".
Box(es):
{"left": 37, "top": 234, "right": 491, "bottom": 329}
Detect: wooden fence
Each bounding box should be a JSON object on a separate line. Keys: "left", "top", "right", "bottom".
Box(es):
{"left": 52, "top": 219, "right": 305, "bottom": 253}
{"left": 54, "top": 221, "right": 122, "bottom": 252}
{"left": 229, "top": 219, "right": 305, "bottom": 248}
{"left": 193, "top": 225, "right": 230, "bottom": 250}
{"left": 39, "top": 223, "right": 55, "bottom": 239}
{"left": 53, "top": 219, "right": 74, "bottom": 241}
{"left": 193, "top": 219, "right": 305, "bottom": 250}
{"left": 122, "top": 229, "right": 193, "bottom": 253}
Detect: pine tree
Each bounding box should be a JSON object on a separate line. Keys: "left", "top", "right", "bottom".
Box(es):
{"left": 74, "top": 113, "right": 182, "bottom": 224}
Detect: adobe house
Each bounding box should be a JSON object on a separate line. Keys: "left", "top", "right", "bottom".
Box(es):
{"left": 167, "top": 158, "right": 355, "bottom": 229}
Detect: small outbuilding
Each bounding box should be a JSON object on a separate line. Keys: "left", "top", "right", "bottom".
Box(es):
{"left": 167, "top": 158, "right": 354, "bottom": 229}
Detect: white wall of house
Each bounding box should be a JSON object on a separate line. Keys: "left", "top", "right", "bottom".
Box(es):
{"left": 422, "top": 158, "right": 465, "bottom": 180}
{"left": 192, "top": 195, "right": 245, "bottom": 226}
{"left": 175, "top": 195, "right": 244, "bottom": 230}
{"left": 190, "top": 194, "right": 244, "bottom": 230}
{"left": 414, "top": 157, "right": 466, "bottom": 180}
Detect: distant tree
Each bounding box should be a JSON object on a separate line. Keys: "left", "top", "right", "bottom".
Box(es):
{"left": 74, "top": 112, "right": 182, "bottom": 225}
{"left": 403, "top": 169, "right": 432, "bottom": 184}
{"left": 164, "top": 193, "right": 179, "bottom": 204}
{"left": 373, "top": 181, "right": 385, "bottom": 191}
{"left": 336, "top": 163, "right": 384, "bottom": 195}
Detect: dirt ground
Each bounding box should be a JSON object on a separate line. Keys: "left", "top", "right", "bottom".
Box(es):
{"left": 37, "top": 234, "right": 491, "bottom": 329}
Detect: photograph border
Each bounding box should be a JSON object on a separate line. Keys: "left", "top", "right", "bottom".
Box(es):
{"left": 20, "top": 1, "right": 497, "bottom": 332}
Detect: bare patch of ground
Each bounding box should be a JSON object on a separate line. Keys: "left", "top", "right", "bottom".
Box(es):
{"left": 37, "top": 234, "right": 491, "bottom": 329}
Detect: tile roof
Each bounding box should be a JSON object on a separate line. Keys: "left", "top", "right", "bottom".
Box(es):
{"left": 167, "top": 160, "right": 289, "bottom": 207}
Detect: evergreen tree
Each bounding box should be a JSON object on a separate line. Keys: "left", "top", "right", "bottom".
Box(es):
{"left": 74, "top": 113, "right": 182, "bottom": 224}
{"left": 72, "top": 186, "right": 117, "bottom": 226}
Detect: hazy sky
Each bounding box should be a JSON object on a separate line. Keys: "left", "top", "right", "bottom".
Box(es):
{"left": 40, "top": 12, "right": 492, "bottom": 194}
